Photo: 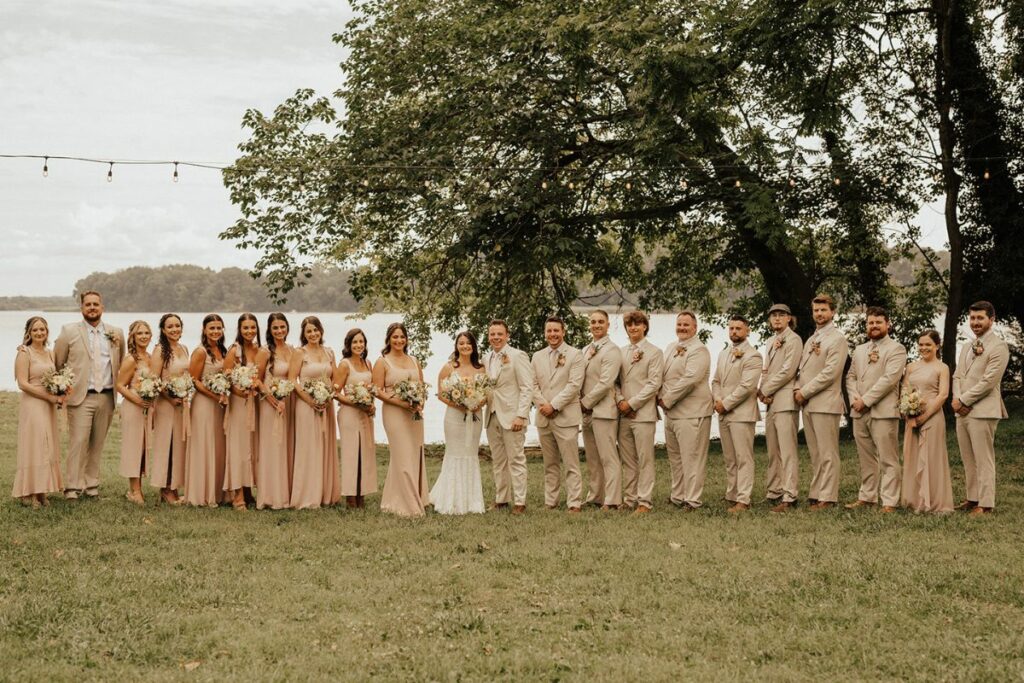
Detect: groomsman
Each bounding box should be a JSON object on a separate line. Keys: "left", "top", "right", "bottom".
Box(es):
{"left": 758, "top": 304, "right": 803, "bottom": 512}
{"left": 712, "top": 315, "right": 763, "bottom": 512}
{"left": 657, "top": 311, "right": 714, "bottom": 510}
{"left": 845, "top": 307, "right": 907, "bottom": 512}
{"left": 53, "top": 290, "right": 125, "bottom": 499}
{"left": 615, "top": 311, "right": 663, "bottom": 514}
{"left": 794, "top": 294, "right": 848, "bottom": 510}
{"left": 952, "top": 301, "right": 1010, "bottom": 515}
{"left": 532, "top": 316, "right": 586, "bottom": 513}
{"left": 580, "top": 310, "right": 623, "bottom": 509}
{"left": 484, "top": 319, "right": 535, "bottom": 514}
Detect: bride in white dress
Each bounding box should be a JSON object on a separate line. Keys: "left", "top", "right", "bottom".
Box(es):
{"left": 430, "top": 331, "right": 486, "bottom": 514}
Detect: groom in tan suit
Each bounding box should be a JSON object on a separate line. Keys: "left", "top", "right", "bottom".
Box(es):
{"left": 484, "top": 319, "right": 535, "bottom": 514}
{"left": 54, "top": 291, "right": 125, "bottom": 499}
{"left": 758, "top": 303, "right": 803, "bottom": 512}
{"left": 657, "top": 311, "right": 714, "bottom": 510}
{"left": 532, "top": 316, "right": 585, "bottom": 512}
{"left": 794, "top": 294, "right": 848, "bottom": 510}
{"left": 845, "top": 306, "right": 907, "bottom": 512}
{"left": 580, "top": 310, "right": 622, "bottom": 509}
{"left": 952, "top": 301, "right": 1010, "bottom": 515}
{"left": 615, "top": 310, "right": 663, "bottom": 514}
{"left": 712, "top": 315, "right": 763, "bottom": 512}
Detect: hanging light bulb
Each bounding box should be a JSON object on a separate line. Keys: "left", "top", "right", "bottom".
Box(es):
{"left": 42, "top": 156, "right": 49, "bottom": 178}
{"left": 362, "top": 178, "right": 369, "bottom": 187}
{"left": 625, "top": 181, "right": 632, "bottom": 191}
{"left": 734, "top": 179, "right": 741, "bottom": 188}
{"left": 541, "top": 180, "right": 548, "bottom": 190}
{"left": 983, "top": 168, "right": 991, "bottom": 180}
{"left": 788, "top": 178, "right": 796, "bottom": 188}
{"left": 172, "top": 162, "right": 179, "bottom": 183}
{"left": 567, "top": 181, "right": 575, "bottom": 190}
{"left": 107, "top": 162, "right": 113, "bottom": 183}
{"left": 679, "top": 179, "right": 688, "bottom": 190}
{"left": 833, "top": 177, "right": 841, "bottom": 186}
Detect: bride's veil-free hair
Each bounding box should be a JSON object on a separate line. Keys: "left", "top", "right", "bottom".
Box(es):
{"left": 451, "top": 330, "right": 483, "bottom": 369}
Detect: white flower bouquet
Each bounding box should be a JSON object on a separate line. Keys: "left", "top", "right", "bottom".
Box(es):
{"left": 302, "top": 376, "right": 335, "bottom": 408}
{"left": 394, "top": 379, "right": 429, "bottom": 420}
{"left": 440, "top": 373, "right": 495, "bottom": 420}
{"left": 230, "top": 364, "right": 259, "bottom": 391}
{"left": 204, "top": 371, "right": 232, "bottom": 398}
{"left": 267, "top": 378, "right": 295, "bottom": 401}
{"left": 135, "top": 367, "right": 165, "bottom": 415}
{"left": 345, "top": 381, "right": 376, "bottom": 408}
{"left": 899, "top": 385, "right": 923, "bottom": 418}
{"left": 42, "top": 366, "right": 75, "bottom": 409}
{"left": 166, "top": 373, "right": 195, "bottom": 402}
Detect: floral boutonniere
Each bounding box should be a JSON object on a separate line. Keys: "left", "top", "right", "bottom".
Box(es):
{"left": 773, "top": 337, "right": 785, "bottom": 350}
{"left": 731, "top": 347, "right": 744, "bottom": 361}
{"left": 587, "top": 342, "right": 605, "bottom": 360}
{"left": 810, "top": 341, "right": 822, "bottom": 356}
{"left": 868, "top": 345, "right": 880, "bottom": 364}
{"left": 972, "top": 340, "right": 984, "bottom": 356}
{"left": 674, "top": 345, "right": 687, "bottom": 358}
{"left": 556, "top": 352, "right": 566, "bottom": 368}
{"left": 631, "top": 349, "right": 644, "bottom": 365}
{"left": 104, "top": 331, "right": 118, "bottom": 345}
{"left": 500, "top": 352, "right": 510, "bottom": 365}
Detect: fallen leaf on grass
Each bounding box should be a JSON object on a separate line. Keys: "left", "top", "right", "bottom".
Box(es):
{"left": 477, "top": 541, "right": 491, "bottom": 552}
{"left": 483, "top": 645, "right": 493, "bottom": 655}
{"left": 668, "top": 542, "right": 682, "bottom": 551}
{"left": 142, "top": 517, "right": 153, "bottom": 525}
{"left": 53, "top": 549, "right": 65, "bottom": 559}
{"left": 182, "top": 661, "right": 201, "bottom": 672}
{"left": 449, "top": 563, "right": 462, "bottom": 570}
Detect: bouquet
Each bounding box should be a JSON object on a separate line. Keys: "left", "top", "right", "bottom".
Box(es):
{"left": 394, "top": 379, "right": 429, "bottom": 420}
{"left": 302, "top": 376, "right": 335, "bottom": 409}
{"left": 899, "top": 385, "right": 923, "bottom": 418}
{"left": 440, "top": 373, "right": 495, "bottom": 421}
{"left": 267, "top": 378, "right": 295, "bottom": 401}
{"left": 204, "top": 371, "right": 232, "bottom": 399}
{"left": 135, "top": 367, "right": 165, "bottom": 415}
{"left": 345, "top": 381, "right": 377, "bottom": 408}
{"left": 166, "top": 373, "right": 195, "bottom": 402}
{"left": 230, "top": 364, "right": 259, "bottom": 392}
{"left": 42, "top": 366, "right": 75, "bottom": 409}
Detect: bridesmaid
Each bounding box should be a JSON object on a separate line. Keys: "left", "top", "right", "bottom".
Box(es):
{"left": 148, "top": 313, "right": 189, "bottom": 505}
{"left": 184, "top": 314, "right": 228, "bottom": 508}
{"left": 334, "top": 328, "right": 378, "bottom": 509}
{"left": 115, "top": 320, "right": 154, "bottom": 506}
{"left": 12, "top": 316, "right": 63, "bottom": 507}
{"left": 288, "top": 316, "right": 341, "bottom": 509}
{"left": 255, "top": 313, "right": 293, "bottom": 510}
{"left": 374, "top": 322, "right": 429, "bottom": 518}
{"left": 222, "top": 313, "right": 261, "bottom": 510}
{"left": 901, "top": 330, "right": 955, "bottom": 514}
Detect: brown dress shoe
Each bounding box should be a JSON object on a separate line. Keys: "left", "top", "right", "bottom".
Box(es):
{"left": 968, "top": 506, "right": 993, "bottom": 516}
{"left": 770, "top": 501, "right": 794, "bottom": 513}
{"left": 955, "top": 500, "right": 978, "bottom": 511}
{"left": 727, "top": 503, "right": 750, "bottom": 513}
{"left": 844, "top": 499, "right": 875, "bottom": 510}
{"left": 810, "top": 501, "right": 836, "bottom": 510}
{"left": 601, "top": 504, "right": 620, "bottom": 511}
{"left": 880, "top": 505, "right": 898, "bottom": 513}
{"left": 511, "top": 505, "right": 526, "bottom": 515}
{"left": 633, "top": 505, "right": 652, "bottom": 515}
{"left": 489, "top": 502, "right": 510, "bottom": 511}
{"left": 567, "top": 507, "right": 581, "bottom": 514}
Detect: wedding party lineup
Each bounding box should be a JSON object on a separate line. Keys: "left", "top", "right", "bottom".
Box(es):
{"left": 11, "top": 290, "right": 1010, "bottom": 517}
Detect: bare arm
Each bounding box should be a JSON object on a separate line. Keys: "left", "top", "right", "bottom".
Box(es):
{"left": 189, "top": 347, "right": 223, "bottom": 403}
{"left": 15, "top": 349, "right": 57, "bottom": 402}
{"left": 436, "top": 363, "right": 464, "bottom": 411}
{"left": 116, "top": 355, "right": 147, "bottom": 407}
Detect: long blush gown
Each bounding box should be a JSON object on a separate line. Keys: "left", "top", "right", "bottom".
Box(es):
{"left": 337, "top": 359, "right": 378, "bottom": 498}
{"left": 151, "top": 347, "right": 190, "bottom": 491}
{"left": 119, "top": 361, "right": 149, "bottom": 481}
{"left": 901, "top": 361, "right": 954, "bottom": 513}
{"left": 379, "top": 357, "right": 429, "bottom": 517}
{"left": 183, "top": 353, "right": 227, "bottom": 506}
{"left": 12, "top": 347, "right": 63, "bottom": 498}
{"left": 223, "top": 347, "right": 258, "bottom": 494}
{"left": 257, "top": 351, "right": 293, "bottom": 510}
{"left": 290, "top": 349, "right": 341, "bottom": 509}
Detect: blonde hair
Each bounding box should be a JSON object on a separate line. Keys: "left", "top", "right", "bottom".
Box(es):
{"left": 127, "top": 320, "right": 152, "bottom": 360}
{"left": 22, "top": 316, "right": 49, "bottom": 347}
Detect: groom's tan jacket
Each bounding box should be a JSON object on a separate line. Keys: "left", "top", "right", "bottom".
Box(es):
{"left": 484, "top": 346, "right": 534, "bottom": 430}
{"left": 54, "top": 321, "right": 125, "bottom": 407}
{"left": 532, "top": 344, "right": 585, "bottom": 429}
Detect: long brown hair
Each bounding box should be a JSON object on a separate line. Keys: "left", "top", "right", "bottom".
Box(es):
{"left": 158, "top": 313, "right": 183, "bottom": 369}
{"left": 233, "top": 313, "right": 261, "bottom": 365}
{"left": 265, "top": 313, "right": 289, "bottom": 368}
{"left": 200, "top": 314, "right": 227, "bottom": 359}
{"left": 343, "top": 328, "right": 368, "bottom": 362}
{"left": 451, "top": 330, "right": 483, "bottom": 369}
{"left": 127, "top": 320, "right": 151, "bottom": 361}
{"left": 299, "top": 316, "right": 324, "bottom": 346}
{"left": 382, "top": 322, "right": 409, "bottom": 356}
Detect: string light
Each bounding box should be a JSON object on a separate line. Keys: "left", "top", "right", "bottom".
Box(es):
{"left": 42, "top": 156, "right": 48, "bottom": 177}
{"left": 625, "top": 181, "right": 632, "bottom": 191}
{"left": 734, "top": 179, "right": 741, "bottom": 188}
{"left": 541, "top": 180, "right": 548, "bottom": 189}
{"left": 361, "top": 178, "right": 369, "bottom": 187}
{"left": 567, "top": 181, "right": 575, "bottom": 190}
{"left": 983, "top": 168, "right": 991, "bottom": 180}
{"left": 833, "top": 177, "right": 841, "bottom": 186}
{"left": 788, "top": 178, "right": 796, "bottom": 187}
{"left": 679, "top": 179, "right": 688, "bottom": 190}
{"left": 107, "top": 162, "right": 113, "bottom": 183}
{"left": 172, "top": 161, "right": 179, "bottom": 183}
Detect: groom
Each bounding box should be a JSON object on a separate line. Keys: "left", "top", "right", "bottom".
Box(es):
{"left": 484, "top": 319, "right": 535, "bottom": 514}
{"left": 54, "top": 290, "right": 125, "bottom": 499}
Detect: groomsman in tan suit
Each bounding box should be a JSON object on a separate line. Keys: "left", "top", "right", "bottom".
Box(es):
{"left": 758, "top": 303, "right": 803, "bottom": 512}
{"left": 845, "top": 306, "right": 907, "bottom": 512}
{"left": 532, "top": 316, "right": 586, "bottom": 512}
{"left": 952, "top": 301, "right": 1010, "bottom": 515}
{"left": 616, "top": 311, "right": 663, "bottom": 514}
{"left": 580, "top": 310, "right": 623, "bottom": 509}
{"left": 712, "top": 315, "right": 763, "bottom": 512}
{"left": 484, "top": 319, "right": 535, "bottom": 514}
{"left": 53, "top": 291, "right": 125, "bottom": 499}
{"left": 657, "top": 311, "right": 714, "bottom": 510}
{"left": 794, "top": 294, "right": 848, "bottom": 510}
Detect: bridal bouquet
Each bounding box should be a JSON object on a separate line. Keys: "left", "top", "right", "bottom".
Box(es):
{"left": 166, "top": 373, "right": 195, "bottom": 402}
{"left": 345, "top": 381, "right": 376, "bottom": 408}
{"left": 230, "top": 364, "right": 259, "bottom": 392}
{"left": 204, "top": 371, "right": 232, "bottom": 399}
{"left": 42, "top": 366, "right": 75, "bottom": 408}
{"left": 899, "top": 385, "right": 923, "bottom": 418}
{"left": 440, "top": 373, "right": 495, "bottom": 421}
{"left": 302, "top": 377, "right": 335, "bottom": 408}
{"left": 267, "top": 378, "right": 295, "bottom": 401}
{"left": 135, "top": 368, "right": 165, "bottom": 415}
{"left": 394, "top": 379, "right": 429, "bottom": 420}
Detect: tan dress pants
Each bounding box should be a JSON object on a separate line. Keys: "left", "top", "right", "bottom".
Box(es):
{"left": 664, "top": 415, "right": 711, "bottom": 507}
{"left": 583, "top": 415, "right": 621, "bottom": 506}
{"left": 65, "top": 391, "right": 115, "bottom": 493}
{"left": 803, "top": 410, "right": 840, "bottom": 503}
{"left": 765, "top": 410, "right": 799, "bottom": 502}
{"left": 538, "top": 422, "right": 583, "bottom": 508}
{"left": 956, "top": 417, "right": 998, "bottom": 508}
{"left": 486, "top": 418, "right": 528, "bottom": 506}
{"left": 618, "top": 419, "right": 656, "bottom": 508}
{"left": 720, "top": 419, "right": 755, "bottom": 505}
{"left": 852, "top": 415, "right": 901, "bottom": 506}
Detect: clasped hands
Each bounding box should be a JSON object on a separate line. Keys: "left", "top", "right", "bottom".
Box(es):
{"left": 951, "top": 398, "right": 972, "bottom": 417}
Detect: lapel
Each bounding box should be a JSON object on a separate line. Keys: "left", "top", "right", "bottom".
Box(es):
{"left": 78, "top": 322, "right": 94, "bottom": 359}
{"left": 722, "top": 345, "right": 739, "bottom": 383}
{"left": 548, "top": 347, "right": 561, "bottom": 381}
{"left": 624, "top": 342, "right": 639, "bottom": 377}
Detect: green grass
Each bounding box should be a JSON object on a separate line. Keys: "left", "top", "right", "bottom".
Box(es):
{"left": 2, "top": 392, "right": 1023, "bottom": 681}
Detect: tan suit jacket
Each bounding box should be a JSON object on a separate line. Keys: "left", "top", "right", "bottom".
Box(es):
{"left": 953, "top": 330, "right": 1010, "bottom": 419}
{"left": 797, "top": 323, "right": 848, "bottom": 414}
{"left": 532, "top": 344, "right": 585, "bottom": 429}
{"left": 712, "top": 342, "right": 762, "bottom": 423}
{"left": 580, "top": 339, "right": 621, "bottom": 419}
{"left": 615, "top": 338, "right": 664, "bottom": 422}
{"left": 54, "top": 321, "right": 125, "bottom": 407}
{"left": 846, "top": 336, "right": 907, "bottom": 419}
{"left": 759, "top": 327, "right": 802, "bottom": 413}
{"left": 659, "top": 339, "right": 713, "bottom": 419}
{"left": 484, "top": 346, "right": 534, "bottom": 429}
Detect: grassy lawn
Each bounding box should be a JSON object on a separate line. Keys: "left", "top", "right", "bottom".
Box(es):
{"left": 2, "top": 392, "right": 1023, "bottom": 681}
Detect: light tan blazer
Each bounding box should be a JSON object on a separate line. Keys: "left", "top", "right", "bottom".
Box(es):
{"left": 580, "top": 339, "right": 621, "bottom": 419}
{"left": 712, "top": 342, "right": 762, "bottom": 423}
{"left": 953, "top": 330, "right": 1010, "bottom": 419}
{"left": 759, "top": 327, "right": 802, "bottom": 413}
{"left": 484, "top": 346, "right": 534, "bottom": 430}
{"left": 615, "top": 338, "right": 664, "bottom": 422}
{"left": 532, "top": 344, "right": 585, "bottom": 429}
{"left": 53, "top": 321, "right": 125, "bottom": 407}
{"left": 659, "top": 339, "right": 713, "bottom": 419}
{"left": 846, "top": 336, "right": 907, "bottom": 419}
{"left": 797, "top": 324, "right": 848, "bottom": 414}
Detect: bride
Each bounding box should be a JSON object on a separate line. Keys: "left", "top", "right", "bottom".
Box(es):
{"left": 430, "top": 330, "right": 487, "bottom": 514}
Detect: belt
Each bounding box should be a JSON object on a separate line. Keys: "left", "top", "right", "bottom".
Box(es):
{"left": 87, "top": 388, "right": 114, "bottom": 394}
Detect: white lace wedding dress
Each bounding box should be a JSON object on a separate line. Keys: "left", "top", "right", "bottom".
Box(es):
{"left": 429, "top": 405, "right": 485, "bottom": 514}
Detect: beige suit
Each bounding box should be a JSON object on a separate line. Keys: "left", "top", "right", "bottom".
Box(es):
{"left": 580, "top": 338, "right": 622, "bottom": 506}
{"left": 484, "top": 346, "right": 534, "bottom": 506}
{"left": 953, "top": 330, "right": 1010, "bottom": 508}
{"left": 796, "top": 323, "right": 848, "bottom": 503}
{"left": 712, "top": 342, "right": 762, "bottom": 506}
{"left": 659, "top": 338, "right": 714, "bottom": 507}
{"left": 532, "top": 344, "right": 585, "bottom": 508}
{"left": 54, "top": 320, "right": 125, "bottom": 494}
{"left": 615, "top": 338, "right": 663, "bottom": 508}
{"left": 759, "top": 328, "right": 802, "bottom": 503}
{"left": 847, "top": 336, "right": 907, "bottom": 506}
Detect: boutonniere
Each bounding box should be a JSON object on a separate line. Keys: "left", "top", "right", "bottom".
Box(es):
{"left": 556, "top": 353, "right": 566, "bottom": 368}
{"left": 587, "top": 342, "right": 605, "bottom": 360}
{"left": 674, "top": 345, "right": 687, "bottom": 357}
{"left": 500, "top": 352, "right": 510, "bottom": 365}
{"left": 773, "top": 337, "right": 785, "bottom": 350}
{"left": 631, "top": 349, "right": 644, "bottom": 365}
{"left": 104, "top": 331, "right": 117, "bottom": 344}
{"left": 972, "top": 340, "right": 984, "bottom": 356}
{"left": 810, "top": 341, "right": 822, "bottom": 356}
{"left": 731, "top": 347, "right": 744, "bottom": 360}
{"left": 868, "top": 349, "right": 880, "bottom": 364}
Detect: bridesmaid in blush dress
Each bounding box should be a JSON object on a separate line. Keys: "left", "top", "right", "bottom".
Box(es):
{"left": 12, "top": 317, "right": 63, "bottom": 508}
{"left": 148, "top": 314, "right": 189, "bottom": 506}
{"left": 115, "top": 320, "right": 154, "bottom": 506}
{"left": 374, "top": 322, "right": 429, "bottom": 518}
{"left": 334, "top": 328, "right": 378, "bottom": 509}
{"left": 255, "top": 313, "right": 293, "bottom": 510}
{"left": 183, "top": 314, "right": 228, "bottom": 508}
{"left": 901, "top": 330, "right": 955, "bottom": 514}
{"left": 288, "top": 316, "right": 341, "bottom": 509}
{"left": 222, "top": 313, "right": 261, "bottom": 510}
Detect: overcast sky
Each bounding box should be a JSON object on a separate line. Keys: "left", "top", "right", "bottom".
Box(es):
{"left": 0, "top": 0, "right": 949, "bottom": 298}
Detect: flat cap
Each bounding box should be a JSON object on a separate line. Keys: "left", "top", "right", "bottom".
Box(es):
{"left": 768, "top": 303, "right": 791, "bottom": 315}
